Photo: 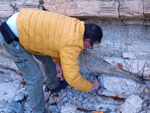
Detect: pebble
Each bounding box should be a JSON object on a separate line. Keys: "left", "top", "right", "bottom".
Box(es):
{"left": 48, "top": 105, "right": 58, "bottom": 113}
{"left": 0, "top": 103, "right": 5, "bottom": 109}
{"left": 78, "top": 95, "right": 84, "bottom": 101}
{"left": 72, "top": 100, "right": 81, "bottom": 106}
{"left": 14, "top": 92, "right": 25, "bottom": 102}
{"left": 24, "top": 100, "right": 32, "bottom": 112}
{"left": 63, "top": 97, "right": 68, "bottom": 103}
{"left": 83, "top": 99, "right": 88, "bottom": 103}
{"left": 44, "top": 92, "right": 50, "bottom": 102}
{"left": 139, "top": 110, "right": 147, "bottom": 113}
{"left": 49, "top": 96, "right": 57, "bottom": 104}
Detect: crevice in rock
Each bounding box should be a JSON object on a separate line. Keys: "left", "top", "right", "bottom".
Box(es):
{"left": 39, "top": 0, "right": 47, "bottom": 11}
{"left": 10, "top": 3, "right": 19, "bottom": 13}
{"left": 0, "top": 64, "right": 22, "bottom": 76}
{"left": 118, "top": 0, "right": 120, "bottom": 19}
{"left": 100, "top": 94, "right": 125, "bottom": 102}
{"left": 142, "top": 0, "right": 146, "bottom": 19}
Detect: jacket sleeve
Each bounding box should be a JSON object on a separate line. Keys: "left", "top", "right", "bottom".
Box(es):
{"left": 52, "top": 57, "right": 60, "bottom": 62}
{"left": 59, "top": 46, "right": 92, "bottom": 92}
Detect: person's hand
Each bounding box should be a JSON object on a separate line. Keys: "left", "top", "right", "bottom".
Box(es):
{"left": 55, "top": 61, "right": 62, "bottom": 74}
{"left": 56, "top": 72, "right": 64, "bottom": 81}
{"left": 91, "top": 80, "right": 100, "bottom": 90}
{"left": 55, "top": 61, "right": 64, "bottom": 80}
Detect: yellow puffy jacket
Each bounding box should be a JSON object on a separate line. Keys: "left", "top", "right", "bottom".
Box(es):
{"left": 17, "top": 9, "right": 92, "bottom": 92}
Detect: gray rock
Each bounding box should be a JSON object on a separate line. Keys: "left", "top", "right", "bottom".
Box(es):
{"left": 0, "top": 101, "right": 7, "bottom": 113}
{"left": 120, "top": 95, "right": 143, "bottom": 113}
{"left": 24, "top": 111, "right": 31, "bottom": 113}
{"left": 98, "top": 74, "right": 143, "bottom": 98}
{"left": 0, "top": 110, "right": 5, "bottom": 113}
{"left": 139, "top": 110, "right": 147, "bottom": 113}
{"left": 63, "top": 97, "right": 68, "bottom": 103}
{"left": 48, "top": 105, "right": 58, "bottom": 113}
{"left": 61, "top": 103, "right": 76, "bottom": 113}
{"left": 72, "top": 100, "right": 81, "bottom": 106}
{"left": 14, "top": 92, "right": 25, "bottom": 102}
{"left": 147, "top": 109, "right": 150, "bottom": 113}
{"left": 78, "top": 95, "right": 84, "bottom": 101}
{"left": 86, "top": 104, "right": 95, "bottom": 110}
{"left": 49, "top": 96, "right": 57, "bottom": 104}
{"left": 83, "top": 99, "right": 88, "bottom": 103}
{"left": 143, "top": 100, "right": 149, "bottom": 107}
{"left": 0, "top": 101, "right": 6, "bottom": 109}
{"left": 0, "top": 82, "right": 16, "bottom": 102}
{"left": 7, "top": 100, "right": 23, "bottom": 113}
{"left": 24, "top": 99, "right": 32, "bottom": 112}
{"left": 94, "top": 103, "right": 118, "bottom": 112}
{"left": 44, "top": 92, "right": 50, "bottom": 102}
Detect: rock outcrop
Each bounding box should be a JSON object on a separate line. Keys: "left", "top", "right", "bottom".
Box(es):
{"left": 0, "top": 0, "right": 150, "bottom": 113}
{"left": 0, "top": 0, "right": 150, "bottom": 20}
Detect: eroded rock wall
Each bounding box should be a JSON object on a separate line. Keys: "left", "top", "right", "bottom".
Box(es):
{"left": 1, "top": 0, "right": 150, "bottom": 20}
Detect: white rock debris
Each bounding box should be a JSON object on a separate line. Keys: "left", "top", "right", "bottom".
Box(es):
{"left": 98, "top": 74, "right": 143, "bottom": 98}
{"left": 120, "top": 95, "right": 143, "bottom": 113}
{"left": 0, "top": 68, "right": 147, "bottom": 113}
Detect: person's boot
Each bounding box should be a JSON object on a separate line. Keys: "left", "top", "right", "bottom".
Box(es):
{"left": 45, "top": 81, "right": 69, "bottom": 93}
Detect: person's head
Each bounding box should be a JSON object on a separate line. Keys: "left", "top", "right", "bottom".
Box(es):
{"left": 83, "top": 23, "right": 103, "bottom": 49}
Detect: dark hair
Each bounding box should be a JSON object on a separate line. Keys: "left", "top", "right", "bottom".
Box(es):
{"left": 84, "top": 23, "right": 103, "bottom": 43}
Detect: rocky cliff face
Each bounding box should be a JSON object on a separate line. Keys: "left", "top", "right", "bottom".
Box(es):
{"left": 0, "top": 0, "right": 150, "bottom": 20}
{"left": 0, "top": 0, "right": 150, "bottom": 113}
